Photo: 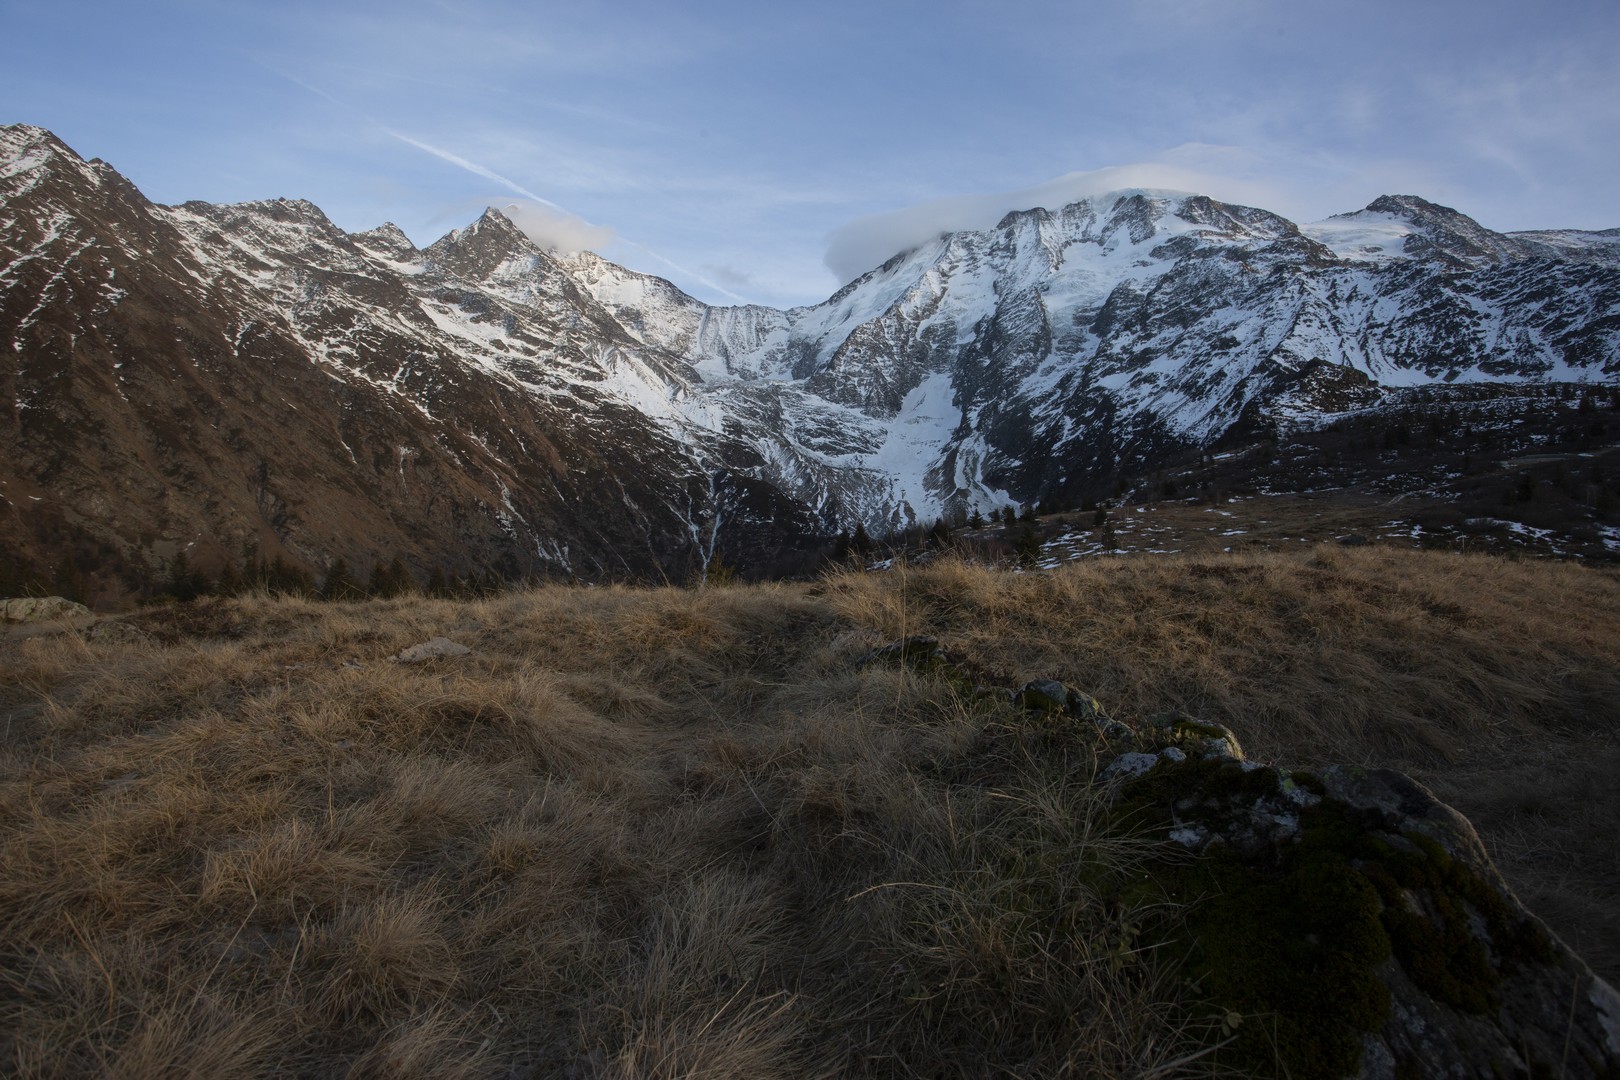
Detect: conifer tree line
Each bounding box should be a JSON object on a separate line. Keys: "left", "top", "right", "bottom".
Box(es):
{"left": 146, "top": 548, "right": 513, "bottom": 604}
{"left": 821, "top": 495, "right": 1095, "bottom": 569}
{"left": 4, "top": 488, "right": 1134, "bottom": 606}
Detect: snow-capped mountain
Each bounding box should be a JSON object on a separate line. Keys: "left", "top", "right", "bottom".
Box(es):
{"left": 0, "top": 125, "right": 819, "bottom": 589}
{"left": 567, "top": 188, "right": 1618, "bottom": 522}
{"left": 2, "top": 124, "right": 1616, "bottom": 589}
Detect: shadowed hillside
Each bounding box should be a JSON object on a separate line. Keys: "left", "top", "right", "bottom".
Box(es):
{"left": 2, "top": 546, "right": 1617, "bottom": 1077}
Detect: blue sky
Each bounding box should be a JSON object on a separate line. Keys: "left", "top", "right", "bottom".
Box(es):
{"left": 4, "top": 0, "right": 1617, "bottom": 307}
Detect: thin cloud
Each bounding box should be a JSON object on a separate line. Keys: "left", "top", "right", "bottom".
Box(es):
{"left": 822, "top": 161, "right": 1291, "bottom": 285}
{"left": 701, "top": 263, "right": 758, "bottom": 292}
{"left": 499, "top": 200, "right": 613, "bottom": 253}
{"left": 383, "top": 128, "right": 749, "bottom": 301}
{"left": 385, "top": 129, "right": 555, "bottom": 206}
{"left": 613, "top": 238, "right": 751, "bottom": 305}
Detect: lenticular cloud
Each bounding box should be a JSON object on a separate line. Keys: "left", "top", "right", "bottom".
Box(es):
{"left": 822, "top": 163, "right": 1276, "bottom": 285}
{"left": 501, "top": 200, "right": 614, "bottom": 254}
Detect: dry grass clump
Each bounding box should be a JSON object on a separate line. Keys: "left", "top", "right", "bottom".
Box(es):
{"left": 2, "top": 545, "right": 1616, "bottom": 1076}
{"left": 0, "top": 581, "right": 1197, "bottom": 1078}
{"left": 825, "top": 546, "right": 1620, "bottom": 975}
{"left": 832, "top": 547, "right": 1620, "bottom": 756}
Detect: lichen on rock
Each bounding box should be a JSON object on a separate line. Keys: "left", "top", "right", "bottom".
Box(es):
{"left": 1105, "top": 731, "right": 1619, "bottom": 1079}
{"left": 856, "top": 635, "right": 1620, "bottom": 1079}
{"left": 1, "top": 595, "right": 91, "bottom": 623}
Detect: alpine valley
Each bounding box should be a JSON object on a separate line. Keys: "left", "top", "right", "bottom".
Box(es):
{"left": 3, "top": 123, "right": 1618, "bottom": 598}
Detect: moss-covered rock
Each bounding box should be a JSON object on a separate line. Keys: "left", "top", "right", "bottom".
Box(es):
{"left": 855, "top": 638, "right": 1620, "bottom": 1079}
{"left": 1017, "top": 678, "right": 1069, "bottom": 713}
{"left": 1113, "top": 756, "right": 1620, "bottom": 1079}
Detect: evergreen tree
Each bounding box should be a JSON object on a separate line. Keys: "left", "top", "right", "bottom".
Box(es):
{"left": 320, "top": 558, "right": 361, "bottom": 601}
{"left": 165, "top": 552, "right": 208, "bottom": 602}
{"left": 266, "top": 556, "right": 313, "bottom": 596}
{"left": 367, "top": 557, "right": 415, "bottom": 598}
{"left": 1013, "top": 520, "right": 1042, "bottom": 566}
{"left": 387, "top": 557, "right": 415, "bottom": 596}
{"left": 53, "top": 555, "right": 88, "bottom": 604}
{"left": 851, "top": 522, "right": 873, "bottom": 555}
{"left": 967, "top": 507, "right": 984, "bottom": 530}
{"left": 216, "top": 559, "right": 243, "bottom": 597}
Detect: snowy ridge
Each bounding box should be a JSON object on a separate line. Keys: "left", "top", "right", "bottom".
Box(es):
{"left": 560, "top": 188, "right": 1617, "bottom": 525}
{"left": 4, "top": 121, "right": 1618, "bottom": 574}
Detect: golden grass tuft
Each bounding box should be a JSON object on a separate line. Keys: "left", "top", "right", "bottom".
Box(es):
{"left": 1, "top": 544, "right": 1615, "bottom": 1076}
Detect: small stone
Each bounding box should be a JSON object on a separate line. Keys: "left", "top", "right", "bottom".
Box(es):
{"left": 1168, "top": 824, "right": 1209, "bottom": 849}
{"left": 1146, "top": 709, "right": 1187, "bottom": 730}
{"left": 387, "top": 637, "right": 472, "bottom": 663}
{"left": 1096, "top": 718, "right": 1135, "bottom": 741}
{"left": 1064, "top": 688, "right": 1108, "bottom": 721}
{"left": 1018, "top": 678, "right": 1069, "bottom": 713}
{"left": 1278, "top": 772, "right": 1322, "bottom": 808}
{"left": 1101, "top": 752, "right": 1162, "bottom": 782}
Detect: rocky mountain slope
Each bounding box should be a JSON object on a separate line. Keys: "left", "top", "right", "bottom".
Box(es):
{"left": 0, "top": 125, "right": 819, "bottom": 594}
{"left": 568, "top": 191, "right": 1619, "bottom": 522}
{"left": 2, "top": 124, "right": 1616, "bottom": 593}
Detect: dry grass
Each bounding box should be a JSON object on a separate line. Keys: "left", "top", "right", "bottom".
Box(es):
{"left": 823, "top": 547, "right": 1620, "bottom": 975}
{"left": 2, "top": 545, "right": 1616, "bottom": 1076}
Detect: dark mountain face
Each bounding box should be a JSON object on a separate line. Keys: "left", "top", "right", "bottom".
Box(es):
{"left": 2, "top": 124, "right": 1616, "bottom": 598}
{"left": 0, "top": 126, "right": 820, "bottom": 599}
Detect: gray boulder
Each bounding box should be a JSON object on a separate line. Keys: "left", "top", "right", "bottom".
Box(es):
{"left": 1, "top": 596, "right": 91, "bottom": 623}
{"left": 854, "top": 636, "right": 1620, "bottom": 1077}
{"left": 1109, "top": 752, "right": 1620, "bottom": 1079}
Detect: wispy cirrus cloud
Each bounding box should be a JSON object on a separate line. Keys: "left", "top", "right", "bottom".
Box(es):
{"left": 384, "top": 129, "right": 554, "bottom": 206}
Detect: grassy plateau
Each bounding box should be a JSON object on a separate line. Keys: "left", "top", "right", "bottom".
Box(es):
{"left": 2, "top": 546, "right": 1617, "bottom": 1077}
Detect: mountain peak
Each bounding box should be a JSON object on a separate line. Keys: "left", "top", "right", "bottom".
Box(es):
{"left": 469, "top": 205, "right": 526, "bottom": 238}
{"left": 0, "top": 123, "right": 113, "bottom": 197}
{"left": 1364, "top": 194, "right": 1458, "bottom": 219}
{"left": 431, "top": 206, "right": 527, "bottom": 248}
{"left": 423, "top": 205, "right": 543, "bottom": 281}
{"left": 0, "top": 123, "right": 75, "bottom": 160}
{"left": 351, "top": 222, "right": 419, "bottom": 263}
{"left": 1361, "top": 194, "right": 1526, "bottom": 265}
{"left": 1, "top": 122, "right": 57, "bottom": 148}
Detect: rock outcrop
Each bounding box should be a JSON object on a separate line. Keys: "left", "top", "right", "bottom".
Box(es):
{"left": 865, "top": 638, "right": 1620, "bottom": 1079}
{"left": 1, "top": 596, "right": 91, "bottom": 622}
